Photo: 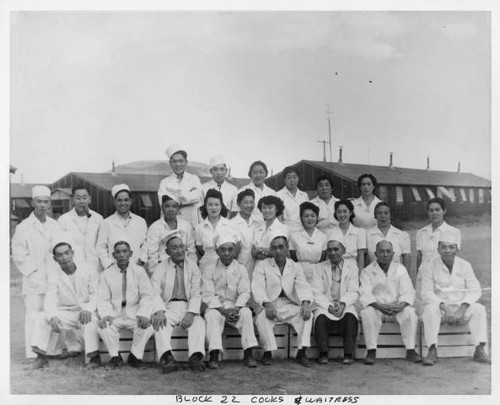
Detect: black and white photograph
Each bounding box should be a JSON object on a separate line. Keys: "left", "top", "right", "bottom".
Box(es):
{"left": 3, "top": 0, "right": 497, "bottom": 401}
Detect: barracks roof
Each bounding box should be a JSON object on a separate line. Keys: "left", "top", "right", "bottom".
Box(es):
{"left": 302, "top": 160, "right": 491, "bottom": 188}
{"left": 10, "top": 183, "right": 47, "bottom": 198}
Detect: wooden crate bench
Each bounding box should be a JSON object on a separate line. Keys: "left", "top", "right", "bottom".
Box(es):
{"left": 420, "top": 322, "right": 475, "bottom": 358}
{"left": 98, "top": 329, "right": 156, "bottom": 363}
{"left": 289, "top": 330, "right": 346, "bottom": 359}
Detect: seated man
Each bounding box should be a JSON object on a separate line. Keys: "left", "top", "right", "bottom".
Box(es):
{"left": 420, "top": 232, "right": 490, "bottom": 365}
{"left": 202, "top": 232, "right": 258, "bottom": 369}
{"left": 359, "top": 240, "right": 422, "bottom": 365}
{"left": 149, "top": 231, "right": 206, "bottom": 373}
{"left": 96, "top": 240, "right": 155, "bottom": 368}
{"left": 311, "top": 238, "right": 359, "bottom": 365}
{"left": 31, "top": 234, "right": 100, "bottom": 369}
{"left": 251, "top": 230, "right": 313, "bottom": 367}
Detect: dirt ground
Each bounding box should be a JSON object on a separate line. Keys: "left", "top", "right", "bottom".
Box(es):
{"left": 9, "top": 219, "right": 492, "bottom": 395}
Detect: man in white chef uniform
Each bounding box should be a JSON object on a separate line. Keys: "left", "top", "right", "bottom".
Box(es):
{"left": 420, "top": 231, "right": 490, "bottom": 365}
{"left": 359, "top": 240, "right": 422, "bottom": 365}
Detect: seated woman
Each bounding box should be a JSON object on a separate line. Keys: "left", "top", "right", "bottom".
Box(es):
{"left": 366, "top": 201, "right": 411, "bottom": 273}
{"left": 309, "top": 175, "right": 339, "bottom": 233}
{"left": 251, "top": 195, "right": 289, "bottom": 265}
{"left": 352, "top": 173, "right": 382, "bottom": 230}
{"left": 195, "top": 189, "right": 240, "bottom": 274}
{"left": 289, "top": 202, "right": 327, "bottom": 283}
{"left": 326, "top": 199, "right": 367, "bottom": 272}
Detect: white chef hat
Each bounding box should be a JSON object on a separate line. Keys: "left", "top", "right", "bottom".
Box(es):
{"left": 439, "top": 231, "right": 460, "bottom": 247}
{"left": 160, "top": 192, "right": 180, "bottom": 205}
{"left": 209, "top": 154, "right": 226, "bottom": 168}
{"left": 111, "top": 236, "right": 133, "bottom": 251}
{"left": 215, "top": 231, "right": 238, "bottom": 249}
{"left": 111, "top": 184, "right": 130, "bottom": 199}
{"left": 325, "top": 237, "right": 346, "bottom": 250}
{"left": 161, "top": 230, "right": 186, "bottom": 247}
{"left": 165, "top": 143, "right": 187, "bottom": 159}
{"left": 268, "top": 229, "right": 289, "bottom": 247}
{"left": 32, "top": 185, "right": 51, "bottom": 199}
{"left": 51, "top": 232, "right": 76, "bottom": 254}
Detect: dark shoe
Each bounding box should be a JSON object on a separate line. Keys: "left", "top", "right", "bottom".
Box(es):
{"left": 188, "top": 352, "right": 206, "bottom": 372}
{"left": 127, "top": 352, "right": 143, "bottom": 368}
{"left": 295, "top": 349, "right": 312, "bottom": 368}
{"left": 423, "top": 345, "right": 438, "bottom": 366}
{"left": 160, "top": 351, "right": 178, "bottom": 374}
{"left": 208, "top": 350, "right": 221, "bottom": 370}
{"left": 406, "top": 349, "right": 423, "bottom": 363}
{"left": 243, "top": 348, "right": 257, "bottom": 368}
{"left": 342, "top": 354, "right": 354, "bottom": 365}
{"left": 318, "top": 352, "right": 329, "bottom": 365}
{"left": 86, "top": 355, "right": 101, "bottom": 369}
{"left": 105, "top": 356, "right": 123, "bottom": 369}
{"left": 364, "top": 349, "right": 376, "bottom": 365}
{"left": 32, "top": 357, "right": 49, "bottom": 369}
{"left": 473, "top": 344, "right": 491, "bottom": 364}
{"left": 261, "top": 351, "right": 273, "bottom": 366}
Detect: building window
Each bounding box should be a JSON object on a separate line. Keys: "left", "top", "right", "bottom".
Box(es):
{"left": 140, "top": 194, "right": 153, "bottom": 208}
{"left": 478, "top": 189, "right": 484, "bottom": 203}
{"left": 459, "top": 188, "right": 467, "bottom": 202}
{"left": 425, "top": 187, "right": 435, "bottom": 199}
{"left": 378, "top": 186, "right": 388, "bottom": 202}
{"left": 411, "top": 187, "right": 421, "bottom": 202}
{"left": 469, "top": 189, "right": 475, "bottom": 203}
{"left": 437, "top": 186, "right": 456, "bottom": 202}
{"left": 396, "top": 186, "right": 404, "bottom": 204}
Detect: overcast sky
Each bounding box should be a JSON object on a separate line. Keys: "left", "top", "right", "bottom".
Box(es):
{"left": 9, "top": 10, "right": 491, "bottom": 183}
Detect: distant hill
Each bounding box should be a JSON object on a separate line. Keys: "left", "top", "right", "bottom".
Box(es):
{"left": 107, "top": 160, "right": 212, "bottom": 177}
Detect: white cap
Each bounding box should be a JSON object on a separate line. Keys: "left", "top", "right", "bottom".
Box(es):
{"left": 325, "top": 228, "right": 345, "bottom": 249}
{"left": 209, "top": 154, "right": 226, "bottom": 168}
{"left": 268, "top": 229, "right": 288, "bottom": 247}
{"left": 32, "top": 185, "right": 51, "bottom": 199}
{"left": 439, "top": 231, "right": 460, "bottom": 246}
{"left": 110, "top": 236, "right": 132, "bottom": 251}
{"left": 161, "top": 230, "right": 186, "bottom": 246}
{"left": 325, "top": 237, "right": 346, "bottom": 250}
{"left": 111, "top": 184, "right": 130, "bottom": 199}
{"left": 160, "top": 192, "right": 180, "bottom": 205}
{"left": 165, "top": 143, "right": 186, "bottom": 159}
{"left": 51, "top": 232, "right": 76, "bottom": 253}
{"left": 215, "top": 231, "right": 238, "bottom": 249}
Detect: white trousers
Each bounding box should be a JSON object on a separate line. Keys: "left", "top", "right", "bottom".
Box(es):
{"left": 421, "top": 302, "right": 488, "bottom": 347}
{"left": 154, "top": 301, "right": 206, "bottom": 358}
{"left": 97, "top": 315, "right": 154, "bottom": 359}
{"left": 205, "top": 307, "right": 258, "bottom": 352}
{"left": 31, "top": 311, "right": 99, "bottom": 355}
{"left": 255, "top": 297, "right": 312, "bottom": 352}
{"left": 360, "top": 305, "right": 418, "bottom": 350}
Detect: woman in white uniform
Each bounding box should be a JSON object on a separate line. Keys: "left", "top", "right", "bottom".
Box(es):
{"left": 326, "top": 199, "right": 367, "bottom": 272}
{"left": 195, "top": 189, "right": 239, "bottom": 274}
{"left": 309, "top": 175, "right": 339, "bottom": 233}
{"left": 351, "top": 174, "right": 382, "bottom": 230}
{"left": 289, "top": 202, "right": 327, "bottom": 283}
{"left": 366, "top": 201, "right": 411, "bottom": 272}
{"left": 251, "top": 195, "right": 288, "bottom": 266}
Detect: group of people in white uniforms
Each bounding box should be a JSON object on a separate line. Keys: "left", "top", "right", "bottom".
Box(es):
{"left": 12, "top": 144, "right": 490, "bottom": 370}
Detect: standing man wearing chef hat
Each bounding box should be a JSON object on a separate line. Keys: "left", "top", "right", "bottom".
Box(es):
{"left": 359, "top": 240, "right": 422, "bottom": 365}
{"left": 96, "top": 184, "right": 147, "bottom": 271}
{"left": 251, "top": 229, "right": 314, "bottom": 367}
{"left": 201, "top": 154, "right": 238, "bottom": 219}
{"left": 149, "top": 230, "right": 206, "bottom": 373}
{"left": 157, "top": 144, "right": 203, "bottom": 227}
{"left": 146, "top": 192, "right": 197, "bottom": 270}
{"left": 311, "top": 238, "right": 359, "bottom": 365}
{"left": 30, "top": 232, "right": 101, "bottom": 369}
{"left": 202, "top": 232, "right": 259, "bottom": 369}
{"left": 12, "top": 185, "right": 63, "bottom": 359}
{"left": 420, "top": 231, "right": 490, "bottom": 365}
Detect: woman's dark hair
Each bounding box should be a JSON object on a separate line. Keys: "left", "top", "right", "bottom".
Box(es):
{"left": 333, "top": 199, "right": 356, "bottom": 222}
{"left": 300, "top": 201, "right": 319, "bottom": 223}
{"left": 236, "top": 188, "right": 255, "bottom": 205}
{"left": 257, "top": 195, "right": 284, "bottom": 217}
{"left": 282, "top": 165, "right": 299, "bottom": 179}
{"left": 357, "top": 173, "right": 378, "bottom": 192}
{"left": 427, "top": 197, "right": 446, "bottom": 211}
{"left": 315, "top": 174, "right": 333, "bottom": 189}
{"left": 200, "top": 188, "right": 228, "bottom": 219}
{"left": 248, "top": 160, "right": 269, "bottom": 178}
{"left": 374, "top": 201, "right": 391, "bottom": 218}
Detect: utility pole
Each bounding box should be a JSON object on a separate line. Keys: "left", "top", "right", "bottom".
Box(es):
{"left": 317, "top": 140, "right": 328, "bottom": 161}
{"left": 325, "top": 105, "right": 333, "bottom": 165}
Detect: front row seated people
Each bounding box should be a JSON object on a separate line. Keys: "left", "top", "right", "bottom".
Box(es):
{"left": 150, "top": 230, "right": 206, "bottom": 373}
{"left": 359, "top": 240, "right": 422, "bottom": 365}
{"left": 252, "top": 230, "right": 314, "bottom": 367}
{"left": 311, "top": 238, "right": 359, "bottom": 365}
{"left": 31, "top": 234, "right": 101, "bottom": 369}
{"left": 202, "top": 233, "right": 259, "bottom": 369}
{"left": 420, "top": 232, "right": 490, "bottom": 365}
